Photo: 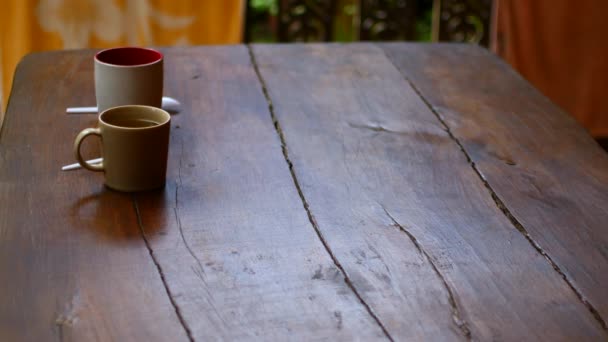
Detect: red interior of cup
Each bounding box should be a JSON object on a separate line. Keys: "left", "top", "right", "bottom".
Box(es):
{"left": 95, "top": 47, "right": 162, "bottom": 66}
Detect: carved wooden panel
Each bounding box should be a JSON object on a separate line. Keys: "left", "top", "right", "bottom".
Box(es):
{"left": 360, "top": 0, "right": 417, "bottom": 41}
{"left": 278, "top": 0, "right": 336, "bottom": 42}
{"left": 435, "top": 0, "right": 492, "bottom": 46}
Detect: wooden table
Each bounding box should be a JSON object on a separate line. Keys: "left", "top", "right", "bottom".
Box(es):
{"left": 1, "top": 44, "right": 607, "bottom": 341}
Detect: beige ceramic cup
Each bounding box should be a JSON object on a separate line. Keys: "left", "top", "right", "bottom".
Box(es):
{"left": 95, "top": 47, "right": 163, "bottom": 113}
{"left": 74, "top": 105, "right": 171, "bottom": 192}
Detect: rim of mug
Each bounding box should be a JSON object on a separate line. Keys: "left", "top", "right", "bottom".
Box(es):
{"left": 99, "top": 105, "right": 170, "bottom": 131}
{"left": 95, "top": 47, "right": 163, "bottom": 68}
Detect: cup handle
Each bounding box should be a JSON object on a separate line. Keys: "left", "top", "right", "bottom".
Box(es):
{"left": 74, "top": 128, "right": 104, "bottom": 172}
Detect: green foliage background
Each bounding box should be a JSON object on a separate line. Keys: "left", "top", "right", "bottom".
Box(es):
{"left": 248, "top": 0, "right": 433, "bottom": 42}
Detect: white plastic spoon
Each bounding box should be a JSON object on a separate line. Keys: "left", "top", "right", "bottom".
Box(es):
{"left": 66, "top": 96, "right": 181, "bottom": 114}
{"left": 61, "top": 157, "right": 102, "bottom": 171}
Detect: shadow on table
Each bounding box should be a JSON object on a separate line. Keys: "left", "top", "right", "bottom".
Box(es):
{"left": 133, "top": 183, "right": 179, "bottom": 243}
{"left": 597, "top": 138, "right": 608, "bottom": 154}
{"left": 70, "top": 187, "right": 166, "bottom": 243}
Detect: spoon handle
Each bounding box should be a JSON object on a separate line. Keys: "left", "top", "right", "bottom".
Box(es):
{"left": 61, "top": 157, "right": 103, "bottom": 171}
{"left": 66, "top": 97, "right": 179, "bottom": 114}
{"left": 66, "top": 107, "right": 97, "bottom": 114}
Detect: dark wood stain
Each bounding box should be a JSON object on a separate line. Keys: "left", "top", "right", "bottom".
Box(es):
{"left": 252, "top": 43, "right": 606, "bottom": 340}
{"left": 1, "top": 44, "right": 607, "bottom": 341}
{"left": 382, "top": 42, "right": 608, "bottom": 327}
{"left": 0, "top": 51, "right": 189, "bottom": 342}
{"left": 133, "top": 46, "right": 386, "bottom": 340}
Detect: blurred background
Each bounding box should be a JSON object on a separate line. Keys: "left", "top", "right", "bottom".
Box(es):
{"left": 1, "top": 0, "right": 607, "bottom": 146}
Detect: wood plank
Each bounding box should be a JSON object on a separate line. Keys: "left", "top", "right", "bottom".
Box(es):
{"left": 133, "top": 46, "right": 387, "bottom": 340}
{"left": 382, "top": 43, "right": 608, "bottom": 325}
{"left": 0, "top": 52, "right": 189, "bottom": 341}
{"left": 253, "top": 43, "right": 607, "bottom": 340}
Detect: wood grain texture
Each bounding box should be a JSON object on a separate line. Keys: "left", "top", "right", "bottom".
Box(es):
{"left": 0, "top": 52, "right": 189, "bottom": 341}
{"left": 381, "top": 43, "right": 608, "bottom": 324}
{"left": 3, "top": 43, "right": 608, "bottom": 341}
{"left": 252, "top": 43, "right": 607, "bottom": 340}
{"left": 133, "top": 46, "right": 387, "bottom": 340}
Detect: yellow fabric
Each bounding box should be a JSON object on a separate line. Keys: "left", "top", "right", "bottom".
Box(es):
{"left": 0, "top": 0, "right": 244, "bottom": 119}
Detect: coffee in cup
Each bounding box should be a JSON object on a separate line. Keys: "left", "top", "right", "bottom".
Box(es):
{"left": 74, "top": 105, "right": 171, "bottom": 192}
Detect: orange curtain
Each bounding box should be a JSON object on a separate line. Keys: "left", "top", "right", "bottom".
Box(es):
{"left": 0, "top": 0, "right": 244, "bottom": 122}
{"left": 493, "top": 0, "right": 608, "bottom": 137}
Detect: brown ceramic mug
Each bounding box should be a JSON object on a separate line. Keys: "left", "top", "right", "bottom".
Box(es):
{"left": 74, "top": 105, "right": 171, "bottom": 192}
{"left": 95, "top": 47, "right": 164, "bottom": 113}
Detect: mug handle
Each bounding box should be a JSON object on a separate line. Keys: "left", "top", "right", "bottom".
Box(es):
{"left": 74, "top": 128, "right": 104, "bottom": 172}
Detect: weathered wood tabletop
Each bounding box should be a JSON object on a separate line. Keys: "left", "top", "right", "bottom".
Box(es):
{"left": 1, "top": 43, "right": 607, "bottom": 341}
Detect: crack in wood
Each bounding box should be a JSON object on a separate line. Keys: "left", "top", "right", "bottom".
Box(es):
{"left": 348, "top": 122, "right": 403, "bottom": 134}
{"left": 132, "top": 196, "right": 195, "bottom": 342}
{"left": 382, "top": 48, "right": 608, "bottom": 331}
{"left": 173, "top": 139, "right": 207, "bottom": 286}
{"left": 173, "top": 137, "right": 229, "bottom": 329}
{"left": 173, "top": 140, "right": 205, "bottom": 280}
{"left": 248, "top": 44, "right": 394, "bottom": 341}
{"left": 381, "top": 205, "right": 472, "bottom": 340}
{"left": 173, "top": 207, "right": 228, "bottom": 329}
{"left": 174, "top": 139, "right": 206, "bottom": 290}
